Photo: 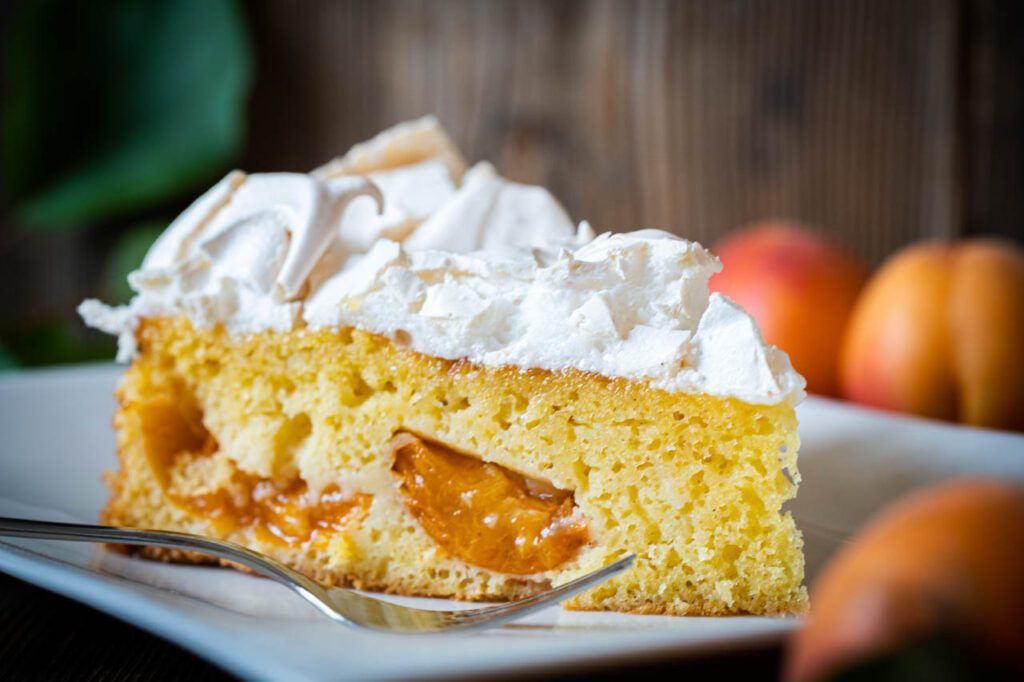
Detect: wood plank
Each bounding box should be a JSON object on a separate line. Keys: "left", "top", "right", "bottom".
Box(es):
{"left": 963, "top": 0, "right": 1024, "bottom": 240}
{"left": 244, "top": 0, "right": 964, "bottom": 264}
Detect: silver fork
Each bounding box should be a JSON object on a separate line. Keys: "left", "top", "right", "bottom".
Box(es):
{"left": 0, "top": 517, "right": 634, "bottom": 634}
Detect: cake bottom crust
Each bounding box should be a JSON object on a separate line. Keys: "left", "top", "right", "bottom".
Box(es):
{"left": 105, "top": 544, "right": 546, "bottom": 602}
{"left": 107, "top": 545, "right": 784, "bottom": 616}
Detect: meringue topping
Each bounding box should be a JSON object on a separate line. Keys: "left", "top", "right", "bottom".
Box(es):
{"left": 80, "top": 118, "right": 805, "bottom": 405}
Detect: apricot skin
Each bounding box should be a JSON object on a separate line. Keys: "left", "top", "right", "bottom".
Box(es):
{"left": 785, "top": 480, "right": 1024, "bottom": 682}
{"left": 711, "top": 222, "right": 867, "bottom": 397}
{"left": 840, "top": 239, "right": 1024, "bottom": 432}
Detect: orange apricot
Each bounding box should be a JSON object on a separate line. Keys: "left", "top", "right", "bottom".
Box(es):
{"left": 786, "top": 479, "right": 1024, "bottom": 682}
{"left": 840, "top": 239, "right": 1024, "bottom": 431}
{"left": 390, "top": 432, "right": 588, "bottom": 575}
{"left": 711, "top": 222, "right": 867, "bottom": 396}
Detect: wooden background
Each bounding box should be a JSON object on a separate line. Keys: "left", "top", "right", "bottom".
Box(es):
{"left": 241, "top": 0, "right": 1022, "bottom": 265}
{"left": 2, "top": 0, "right": 1023, "bottom": 353}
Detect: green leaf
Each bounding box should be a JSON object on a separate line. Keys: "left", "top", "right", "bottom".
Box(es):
{"left": 2, "top": 320, "right": 115, "bottom": 367}
{"left": 0, "top": 345, "right": 18, "bottom": 371}
{"left": 104, "top": 221, "right": 167, "bottom": 303}
{"left": 2, "top": 0, "right": 252, "bottom": 231}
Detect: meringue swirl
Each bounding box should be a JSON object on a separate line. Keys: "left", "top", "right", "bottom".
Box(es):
{"left": 80, "top": 119, "right": 805, "bottom": 405}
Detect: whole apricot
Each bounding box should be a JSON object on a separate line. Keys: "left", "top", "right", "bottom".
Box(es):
{"left": 840, "top": 239, "right": 1024, "bottom": 431}
{"left": 711, "top": 222, "right": 867, "bottom": 396}
{"left": 786, "top": 479, "right": 1024, "bottom": 682}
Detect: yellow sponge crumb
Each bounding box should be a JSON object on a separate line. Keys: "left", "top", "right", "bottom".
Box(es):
{"left": 103, "top": 316, "right": 807, "bottom": 615}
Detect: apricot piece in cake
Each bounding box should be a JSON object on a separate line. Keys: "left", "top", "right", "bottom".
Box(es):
{"left": 196, "top": 477, "right": 371, "bottom": 548}
{"left": 136, "top": 387, "right": 370, "bottom": 547}
{"left": 391, "top": 432, "right": 589, "bottom": 575}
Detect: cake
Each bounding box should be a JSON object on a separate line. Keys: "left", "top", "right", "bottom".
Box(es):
{"left": 80, "top": 117, "right": 808, "bottom": 616}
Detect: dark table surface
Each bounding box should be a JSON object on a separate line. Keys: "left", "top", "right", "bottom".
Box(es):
{"left": 0, "top": 571, "right": 785, "bottom": 680}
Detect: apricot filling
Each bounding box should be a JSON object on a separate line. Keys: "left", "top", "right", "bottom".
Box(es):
{"left": 391, "top": 432, "right": 588, "bottom": 575}
{"left": 183, "top": 464, "right": 371, "bottom": 547}
{"left": 138, "top": 400, "right": 369, "bottom": 547}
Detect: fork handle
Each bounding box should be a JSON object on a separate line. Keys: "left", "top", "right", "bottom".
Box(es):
{"left": 0, "top": 516, "right": 327, "bottom": 600}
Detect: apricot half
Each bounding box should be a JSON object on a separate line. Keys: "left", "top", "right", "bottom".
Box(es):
{"left": 840, "top": 239, "right": 1024, "bottom": 431}
{"left": 786, "top": 479, "right": 1024, "bottom": 681}
{"left": 711, "top": 222, "right": 867, "bottom": 396}
{"left": 391, "top": 432, "right": 588, "bottom": 575}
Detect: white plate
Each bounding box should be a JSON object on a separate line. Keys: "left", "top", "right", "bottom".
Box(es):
{"left": 1, "top": 364, "right": 1022, "bottom": 681}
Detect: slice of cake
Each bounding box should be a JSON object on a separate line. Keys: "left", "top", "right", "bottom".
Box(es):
{"left": 80, "top": 119, "right": 807, "bottom": 616}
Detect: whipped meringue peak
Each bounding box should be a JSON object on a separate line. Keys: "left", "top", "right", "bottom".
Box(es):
{"left": 81, "top": 169, "right": 382, "bottom": 361}
{"left": 80, "top": 118, "right": 805, "bottom": 405}
{"left": 403, "top": 162, "right": 575, "bottom": 252}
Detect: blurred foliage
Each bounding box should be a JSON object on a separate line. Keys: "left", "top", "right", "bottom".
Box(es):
{"left": 0, "top": 321, "right": 116, "bottom": 368}
{"left": 103, "top": 220, "right": 167, "bottom": 304}
{"left": 0, "top": 0, "right": 252, "bottom": 369}
{"left": 2, "top": 0, "right": 252, "bottom": 230}
{"left": 0, "top": 345, "right": 18, "bottom": 371}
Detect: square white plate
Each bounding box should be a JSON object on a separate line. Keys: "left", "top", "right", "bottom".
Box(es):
{"left": 0, "top": 364, "right": 1022, "bottom": 681}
